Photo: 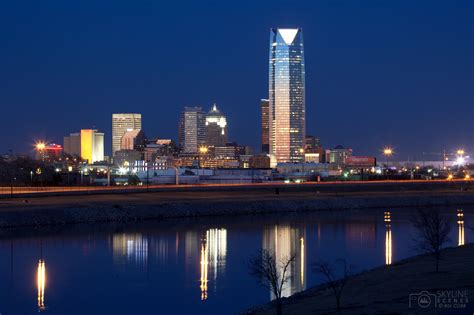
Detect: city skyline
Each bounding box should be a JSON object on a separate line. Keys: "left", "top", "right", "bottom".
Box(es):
{"left": 0, "top": 1, "right": 472, "bottom": 158}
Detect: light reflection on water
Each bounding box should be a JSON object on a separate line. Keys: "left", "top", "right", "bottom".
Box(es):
{"left": 1, "top": 207, "right": 472, "bottom": 315}
{"left": 37, "top": 259, "right": 45, "bottom": 311}
{"left": 458, "top": 209, "right": 465, "bottom": 246}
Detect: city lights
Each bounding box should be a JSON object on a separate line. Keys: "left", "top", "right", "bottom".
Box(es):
{"left": 35, "top": 142, "right": 46, "bottom": 150}
{"left": 199, "top": 146, "right": 209, "bottom": 154}
{"left": 383, "top": 147, "right": 393, "bottom": 156}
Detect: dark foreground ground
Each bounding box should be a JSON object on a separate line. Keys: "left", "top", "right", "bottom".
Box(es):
{"left": 0, "top": 180, "right": 473, "bottom": 227}
{"left": 250, "top": 244, "right": 474, "bottom": 315}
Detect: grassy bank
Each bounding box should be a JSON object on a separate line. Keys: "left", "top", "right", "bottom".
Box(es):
{"left": 249, "top": 244, "right": 474, "bottom": 314}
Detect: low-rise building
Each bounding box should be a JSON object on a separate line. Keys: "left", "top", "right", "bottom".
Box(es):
{"left": 249, "top": 155, "right": 271, "bottom": 169}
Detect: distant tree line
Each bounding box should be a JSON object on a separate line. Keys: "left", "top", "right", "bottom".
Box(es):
{"left": 0, "top": 156, "right": 61, "bottom": 186}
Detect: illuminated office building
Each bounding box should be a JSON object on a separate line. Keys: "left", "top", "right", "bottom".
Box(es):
{"left": 179, "top": 107, "right": 206, "bottom": 153}
{"left": 63, "top": 133, "right": 81, "bottom": 156}
{"left": 120, "top": 129, "right": 146, "bottom": 151}
{"left": 261, "top": 99, "right": 270, "bottom": 154}
{"left": 112, "top": 113, "right": 142, "bottom": 156}
{"left": 205, "top": 104, "right": 228, "bottom": 147}
{"left": 80, "top": 129, "right": 104, "bottom": 163}
{"left": 64, "top": 130, "right": 104, "bottom": 163}
{"left": 269, "top": 28, "right": 305, "bottom": 163}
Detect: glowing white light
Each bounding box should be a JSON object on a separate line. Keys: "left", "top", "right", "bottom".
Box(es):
{"left": 278, "top": 29, "right": 299, "bottom": 45}
{"left": 118, "top": 167, "right": 128, "bottom": 175}
{"left": 455, "top": 156, "right": 466, "bottom": 166}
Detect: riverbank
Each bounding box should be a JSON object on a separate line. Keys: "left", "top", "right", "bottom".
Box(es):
{"left": 249, "top": 244, "right": 474, "bottom": 314}
{"left": 0, "top": 184, "right": 473, "bottom": 227}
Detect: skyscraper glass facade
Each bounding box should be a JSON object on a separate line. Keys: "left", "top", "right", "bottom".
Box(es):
{"left": 269, "top": 28, "right": 305, "bottom": 163}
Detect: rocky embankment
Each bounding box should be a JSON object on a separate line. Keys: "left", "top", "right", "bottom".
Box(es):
{"left": 0, "top": 189, "right": 473, "bottom": 227}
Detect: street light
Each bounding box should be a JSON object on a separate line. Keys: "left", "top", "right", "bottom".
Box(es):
{"left": 457, "top": 149, "right": 465, "bottom": 156}
{"left": 199, "top": 146, "right": 208, "bottom": 169}
{"left": 382, "top": 147, "right": 394, "bottom": 179}
{"left": 199, "top": 146, "right": 208, "bottom": 154}
{"left": 35, "top": 142, "right": 46, "bottom": 150}
{"left": 383, "top": 147, "right": 393, "bottom": 157}
{"left": 299, "top": 148, "right": 305, "bottom": 180}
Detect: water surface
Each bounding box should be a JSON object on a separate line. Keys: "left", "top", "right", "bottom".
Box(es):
{"left": 0, "top": 207, "right": 472, "bottom": 314}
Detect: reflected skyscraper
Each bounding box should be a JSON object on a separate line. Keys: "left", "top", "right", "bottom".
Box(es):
{"left": 112, "top": 234, "right": 148, "bottom": 266}
{"left": 262, "top": 224, "right": 306, "bottom": 298}
{"left": 384, "top": 211, "right": 392, "bottom": 265}
{"left": 269, "top": 28, "right": 305, "bottom": 163}
{"left": 199, "top": 228, "right": 227, "bottom": 301}
{"left": 200, "top": 242, "right": 208, "bottom": 301}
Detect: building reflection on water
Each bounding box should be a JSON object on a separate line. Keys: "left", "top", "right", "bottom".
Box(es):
{"left": 384, "top": 211, "right": 392, "bottom": 265}
{"left": 263, "top": 225, "right": 306, "bottom": 299}
{"left": 112, "top": 234, "right": 148, "bottom": 266}
{"left": 199, "top": 228, "right": 227, "bottom": 301}
{"left": 37, "top": 259, "right": 46, "bottom": 311}
{"left": 457, "top": 209, "right": 464, "bottom": 246}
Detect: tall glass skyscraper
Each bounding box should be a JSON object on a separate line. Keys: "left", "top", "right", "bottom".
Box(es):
{"left": 269, "top": 28, "right": 305, "bottom": 163}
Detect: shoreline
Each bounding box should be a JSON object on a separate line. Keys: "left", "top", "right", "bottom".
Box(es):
{"left": 0, "top": 188, "right": 473, "bottom": 228}
{"left": 249, "top": 244, "right": 474, "bottom": 314}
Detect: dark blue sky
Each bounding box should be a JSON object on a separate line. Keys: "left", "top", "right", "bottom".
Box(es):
{"left": 0, "top": 0, "right": 472, "bottom": 159}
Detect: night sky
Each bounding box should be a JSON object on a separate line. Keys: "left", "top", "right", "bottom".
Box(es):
{"left": 0, "top": 0, "right": 472, "bottom": 159}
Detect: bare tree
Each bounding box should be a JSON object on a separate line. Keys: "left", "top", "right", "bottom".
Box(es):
{"left": 313, "top": 259, "right": 351, "bottom": 311}
{"left": 249, "top": 250, "right": 296, "bottom": 315}
{"left": 411, "top": 208, "right": 451, "bottom": 272}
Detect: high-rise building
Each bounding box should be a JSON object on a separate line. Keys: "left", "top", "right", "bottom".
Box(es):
{"left": 80, "top": 129, "right": 104, "bottom": 163}
{"left": 304, "top": 135, "right": 320, "bottom": 150}
{"left": 120, "top": 129, "right": 146, "bottom": 151}
{"left": 64, "top": 130, "right": 104, "bottom": 163}
{"left": 179, "top": 107, "right": 206, "bottom": 153}
{"left": 260, "top": 99, "right": 270, "bottom": 154}
{"left": 269, "top": 28, "right": 306, "bottom": 163}
{"left": 64, "top": 133, "right": 81, "bottom": 156}
{"left": 205, "top": 104, "right": 228, "bottom": 147}
{"left": 112, "top": 113, "right": 142, "bottom": 156}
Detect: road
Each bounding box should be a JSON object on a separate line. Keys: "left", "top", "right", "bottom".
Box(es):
{"left": 0, "top": 178, "right": 471, "bottom": 197}
{"left": 0, "top": 179, "right": 472, "bottom": 210}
